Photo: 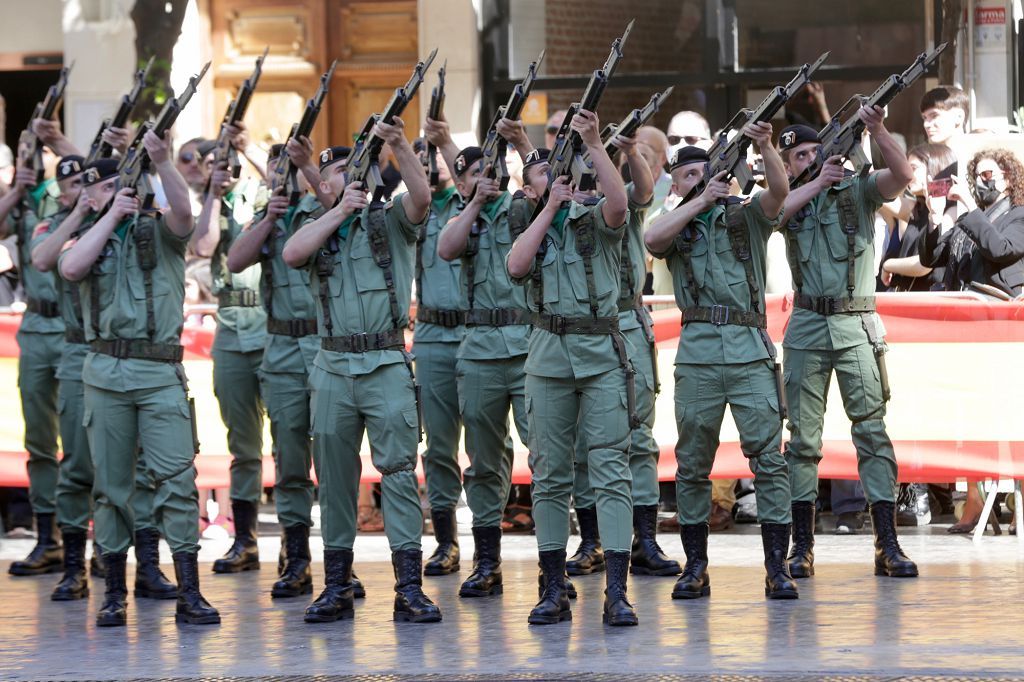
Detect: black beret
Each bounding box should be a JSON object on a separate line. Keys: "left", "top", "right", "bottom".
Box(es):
{"left": 268, "top": 143, "right": 285, "bottom": 160}
{"left": 318, "top": 146, "right": 353, "bottom": 171}
{"left": 56, "top": 155, "right": 85, "bottom": 180}
{"left": 778, "top": 124, "right": 820, "bottom": 151}
{"left": 453, "top": 146, "right": 484, "bottom": 177}
{"left": 670, "top": 146, "right": 710, "bottom": 170}
{"left": 523, "top": 148, "right": 550, "bottom": 169}
{"left": 82, "top": 159, "right": 120, "bottom": 186}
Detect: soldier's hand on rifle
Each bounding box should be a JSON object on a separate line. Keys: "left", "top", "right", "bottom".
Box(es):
{"left": 142, "top": 130, "right": 172, "bottom": 165}
{"left": 699, "top": 170, "right": 730, "bottom": 208}
{"left": 423, "top": 116, "right": 452, "bottom": 147}
{"left": 610, "top": 133, "right": 639, "bottom": 157}
{"left": 13, "top": 166, "right": 37, "bottom": 194}
{"left": 471, "top": 168, "right": 500, "bottom": 206}
{"left": 226, "top": 122, "right": 250, "bottom": 151}
{"left": 571, "top": 109, "right": 602, "bottom": 148}
{"left": 72, "top": 189, "right": 94, "bottom": 217}
{"left": 210, "top": 164, "right": 233, "bottom": 199}
{"left": 743, "top": 121, "right": 773, "bottom": 149}
{"left": 32, "top": 118, "right": 66, "bottom": 148}
{"left": 496, "top": 118, "right": 529, "bottom": 149}
{"left": 815, "top": 155, "right": 846, "bottom": 189}
{"left": 109, "top": 188, "right": 140, "bottom": 221}
{"left": 286, "top": 136, "right": 314, "bottom": 168}
{"left": 858, "top": 104, "right": 887, "bottom": 136}
{"left": 337, "top": 181, "right": 368, "bottom": 219}
{"left": 375, "top": 117, "right": 408, "bottom": 148}
{"left": 264, "top": 188, "right": 290, "bottom": 221}
{"left": 102, "top": 126, "right": 132, "bottom": 155}
{"left": 545, "top": 175, "right": 573, "bottom": 210}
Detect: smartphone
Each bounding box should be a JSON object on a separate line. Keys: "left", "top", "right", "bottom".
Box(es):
{"left": 927, "top": 178, "right": 952, "bottom": 198}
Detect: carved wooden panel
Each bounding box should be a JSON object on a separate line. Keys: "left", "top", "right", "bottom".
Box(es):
{"left": 329, "top": 1, "right": 418, "bottom": 64}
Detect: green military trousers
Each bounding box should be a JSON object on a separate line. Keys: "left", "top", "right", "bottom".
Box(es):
{"left": 211, "top": 347, "right": 265, "bottom": 504}
{"left": 262, "top": 370, "right": 317, "bottom": 529}
{"left": 55, "top": 377, "right": 157, "bottom": 533}
{"left": 309, "top": 363, "right": 422, "bottom": 552}
{"left": 16, "top": 330, "right": 62, "bottom": 515}
{"left": 456, "top": 356, "right": 527, "bottom": 528}
{"left": 783, "top": 343, "right": 897, "bottom": 505}
{"left": 527, "top": 368, "right": 633, "bottom": 552}
{"left": 674, "top": 360, "right": 790, "bottom": 525}
{"left": 84, "top": 382, "right": 200, "bottom": 555}
{"left": 413, "top": 341, "right": 464, "bottom": 512}
{"left": 573, "top": 327, "right": 661, "bottom": 509}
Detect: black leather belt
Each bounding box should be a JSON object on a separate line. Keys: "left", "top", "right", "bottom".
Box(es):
{"left": 794, "top": 293, "right": 875, "bottom": 316}
{"left": 533, "top": 313, "right": 619, "bottom": 335}
{"left": 682, "top": 305, "right": 766, "bottom": 328}
{"left": 90, "top": 339, "right": 184, "bottom": 363}
{"left": 416, "top": 307, "right": 466, "bottom": 328}
{"left": 321, "top": 327, "right": 405, "bottom": 353}
{"left": 465, "top": 308, "right": 530, "bottom": 327}
{"left": 65, "top": 328, "right": 86, "bottom": 344}
{"left": 217, "top": 289, "right": 260, "bottom": 308}
{"left": 26, "top": 297, "right": 60, "bottom": 318}
{"left": 267, "top": 317, "right": 318, "bottom": 337}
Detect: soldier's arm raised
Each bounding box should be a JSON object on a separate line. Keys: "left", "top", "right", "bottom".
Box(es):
{"left": 645, "top": 171, "right": 728, "bottom": 255}
{"left": 862, "top": 106, "right": 912, "bottom": 201}
{"left": 379, "top": 118, "right": 430, "bottom": 224}
{"left": 228, "top": 191, "right": 288, "bottom": 273}
{"left": 575, "top": 110, "right": 626, "bottom": 227}
{"left": 283, "top": 182, "right": 363, "bottom": 268}
{"left": 748, "top": 122, "right": 789, "bottom": 219}
{"left": 614, "top": 134, "right": 653, "bottom": 206}
{"left": 60, "top": 189, "right": 137, "bottom": 281}
{"left": 507, "top": 175, "right": 572, "bottom": 279}
{"left": 32, "top": 201, "right": 88, "bottom": 272}
{"left": 145, "top": 131, "right": 193, "bottom": 237}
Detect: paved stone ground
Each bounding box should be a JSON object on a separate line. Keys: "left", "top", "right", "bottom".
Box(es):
{"left": 1, "top": 521, "right": 1023, "bottom": 681}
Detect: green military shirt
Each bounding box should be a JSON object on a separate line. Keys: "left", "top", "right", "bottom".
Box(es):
{"left": 654, "top": 194, "right": 780, "bottom": 365}
{"left": 259, "top": 193, "right": 324, "bottom": 374}
{"left": 31, "top": 209, "right": 94, "bottom": 380}
{"left": 307, "top": 193, "right": 422, "bottom": 377}
{"left": 783, "top": 173, "right": 885, "bottom": 351}
{"left": 65, "top": 212, "right": 191, "bottom": 391}
{"left": 458, "top": 191, "right": 530, "bottom": 360}
{"left": 210, "top": 180, "right": 269, "bottom": 353}
{"left": 512, "top": 197, "right": 626, "bottom": 379}
{"left": 617, "top": 183, "right": 653, "bottom": 333}
{"left": 14, "top": 180, "right": 65, "bottom": 334}
{"left": 413, "top": 186, "right": 464, "bottom": 344}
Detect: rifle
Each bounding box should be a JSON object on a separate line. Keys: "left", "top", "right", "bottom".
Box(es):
{"left": 474, "top": 50, "right": 545, "bottom": 193}
{"left": 210, "top": 47, "right": 268, "bottom": 182}
{"left": 600, "top": 86, "right": 674, "bottom": 158}
{"left": 268, "top": 60, "right": 338, "bottom": 206}
{"left": 16, "top": 63, "right": 73, "bottom": 186}
{"left": 792, "top": 43, "right": 947, "bottom": 188}
{"left": 540, "top": 19, "right": 633, "bottom": 212}
{"left": 680, "top": 51, "right": 830, "bottom": 204}
{"left": 345, "top": 48, "right": 438, "bottom": 205}
{"left": 85, "top": 57, "right": 154, "bottom": 165}
{"left": 425, "top": 60, "right": 446, "bottom": 186}
{"left": 115, "top": 62, "right": 211, "bottom": 212}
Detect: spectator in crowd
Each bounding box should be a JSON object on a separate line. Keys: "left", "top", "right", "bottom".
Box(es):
{"left": 920, "top": 86, "right": 969, "bottom": 147}
{"left": 666, "top": 110, "right": 711, "bottom": 151}
{"left": 544, "top": 109, "right": 567, "bottom": 149}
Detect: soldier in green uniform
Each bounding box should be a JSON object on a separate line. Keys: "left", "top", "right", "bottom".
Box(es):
{"left": 410, "top": 136, "right": 465, "bottom": 577}
{"left": 30, "top": 158, "right": 176, "bottom": 602}
{"left": 645, "top": 122, "right": 799, "bottom": 600}
{"left": 436, "top": 138, "right": 534, "bottom": 599}
{"left": 282, "top": 117, "right": 441, "bottom": 624}
{"left": 568, "top": 132, "right": 681, "bottom": 579}
{"left": 778, "top": 109, "right": 918, "bottom": 579}
{"left": 191, "top": 126, "right": 269, "bottom": 574}
{"left": 59, "top": 129, "right": 220, "bottom": 627}
{"left": 507, "top": 109, "right": 637, "bottom": 626}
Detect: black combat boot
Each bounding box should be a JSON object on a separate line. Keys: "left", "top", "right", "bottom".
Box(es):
{"left": 212, "top": 499, "right": 260, "bottom": 573}
{"left": 90, "top": 544, "right": 106, "bottom": 578}
{"left": 529, "top": 550, "right": 572, "bottom": 625}
{"left": 352, "top": 571, "right": 366, "bottom": 599}
{"left": 133, "top": 528, "right": 177, "bottom": 599}
{"left": 630, "top": 505, "right": 682, "bottom": 576}
{"left": 870, "top": 501, "right": 919, "bottom": 578}
{"left": 172, "top": 552, "right": 221, "bottom": 624}
{"left": 96, "top": 552, "right": 128, "bottom": 627}
{"left": 392, "top": 549, "right": 442, "bottom": 623}
{"left": 787, "top": 501, "right": 816, "bottom": 579}
{"left": 459, "top": 526, "right": 502, "bottom": 597}
{"left": 51, "top": 529, "right": 88, "bottom": 601}
{"left": 603, "top": 550, "right": 638, "bottom": 626}
{"left": 304, "top": 549, "right": 355, "bottom": 622}
{"left": 566, "top": 506, "right": 605, "bottom": 575}
{"left": 761, "top": 523, "right": 799, "bottom": 599}
{"left": 9, "top": 513, "right": 63, "bottom": 576}
{"left": 424, "top": 507, "right": 460, "bottom": 575}
{"left": 272, "top": 524, "right": 313, "bottom": 598}
{"left": 536, "top": 570, "right": 577, "bottom": 599}
{"left": 672, "top": 523, "right": 710, "bottom": 599}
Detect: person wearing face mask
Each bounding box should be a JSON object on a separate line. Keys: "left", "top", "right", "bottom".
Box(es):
{"left": 919, "top": 149, "right": 1024, "bottom": 299}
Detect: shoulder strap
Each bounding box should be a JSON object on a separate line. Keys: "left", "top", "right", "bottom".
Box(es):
{"left": 836, "top": 187, "right": 860, "bottom": 297}
{"left": 134, "top": 217, "right": 158, "bottom": 341}
{"left": 210, "top": 203, "right": 233, "bottom": 294}
{"left": 314, "top": 234, "right": 339, "bottom": 337}
{"left": 672, "top": 225, "right": 701, "bottom": 306}
{"left": 724, "top": 203, "right": 761, "bottom": 314}
{"left": 618, "top": 229, "right": 636, "bottom": 306}
{"left": 573, "top": 210, "right": 601, "bottom": 318}
{"left": 462, "top": 220, "right": 482, "bottom": 311}
{"left": 261, "top": 216, "right": 276, "bottom": 319}
{"left": 366, "top": 205, "right": 403, "bottom": 330}
{"left": 415, "top": 216, "right": 428, "bottom": 309}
